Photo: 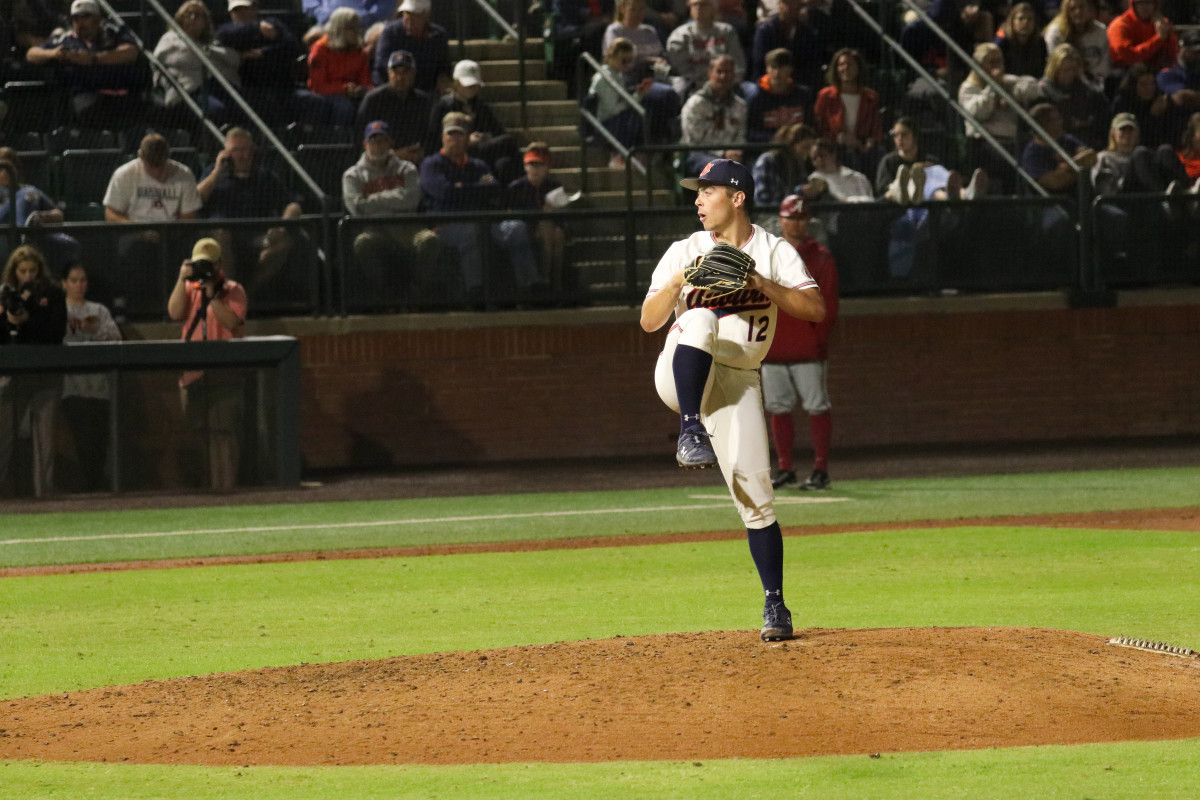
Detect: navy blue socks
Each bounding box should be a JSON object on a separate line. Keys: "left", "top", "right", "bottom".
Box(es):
{"left": 747, "top": 522, "right": 784, "bottom": 605}
{"left": 672, "top": 344, "right": 712, "bottom": 433}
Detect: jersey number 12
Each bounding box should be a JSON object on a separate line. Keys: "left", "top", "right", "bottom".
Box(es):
{"left": 746, "top": 315, "right": 769, "bottom": 342}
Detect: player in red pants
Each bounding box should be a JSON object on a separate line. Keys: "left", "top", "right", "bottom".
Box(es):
{"left": 762, "top": 195, "right": 839, "bottom": 490}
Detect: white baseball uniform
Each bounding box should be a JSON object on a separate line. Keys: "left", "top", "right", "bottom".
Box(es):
{"left": 647, "top": 224, "right": 818, "bottom": 528}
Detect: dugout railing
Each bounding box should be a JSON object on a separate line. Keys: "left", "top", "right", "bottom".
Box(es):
{"left": 0, "top": 336, "right": 301, "bottom": 492}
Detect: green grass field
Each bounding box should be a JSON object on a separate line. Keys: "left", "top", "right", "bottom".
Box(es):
{"left": 3, "top": 466, "right": 1200, "bottom": 798}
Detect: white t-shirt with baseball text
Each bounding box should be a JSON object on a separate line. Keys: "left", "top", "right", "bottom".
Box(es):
{"left": 102, "top": 158, "right": 203, "bottom": 222}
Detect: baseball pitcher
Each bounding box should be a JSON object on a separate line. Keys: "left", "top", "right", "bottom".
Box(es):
{"left": 640, "top": 158, "right": 825, "bottom": 641}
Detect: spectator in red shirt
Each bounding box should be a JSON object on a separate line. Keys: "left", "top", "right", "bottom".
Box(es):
{"left": 762, "top": 194, "right": 838, "bottom": 492}
{"left": 812, "top": 47, "right": 884, "bottom": 176}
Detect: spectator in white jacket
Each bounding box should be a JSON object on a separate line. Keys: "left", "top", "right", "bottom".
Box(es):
{"left": 958, "top": 42, "right": 1038, "bottom": 193}
{"left": 342, "top": 120, "right": 437, "bottom": 304}
{"left": 1043, "top": 0, "right": 1111, "bottom": 94}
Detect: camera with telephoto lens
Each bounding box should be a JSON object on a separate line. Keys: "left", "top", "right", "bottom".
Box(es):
{"left": 1, "top": 280, "right": 46, "bottom": 315}
{"left": 188, "top": 258, "right": 217, "bottom": 284}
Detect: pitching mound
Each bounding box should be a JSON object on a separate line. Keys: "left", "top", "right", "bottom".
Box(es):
{"left": 4, "top": 626, "right": 1200, "bottom": 766}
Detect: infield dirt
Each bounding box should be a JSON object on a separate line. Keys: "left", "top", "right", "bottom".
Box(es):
{"left": 3, "top": 506, "right": 1200, "bottom": 766}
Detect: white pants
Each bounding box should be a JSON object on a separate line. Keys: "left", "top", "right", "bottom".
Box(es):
{"left": 654, "top": 309, "right": 776, "bottom": 528}
{"left": 761, "top": 361, "right": 830, "bottom": 416}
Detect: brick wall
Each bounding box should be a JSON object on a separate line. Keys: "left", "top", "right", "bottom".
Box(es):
{"left": 243, "top": 296, "right": 1200, "bottom": 472}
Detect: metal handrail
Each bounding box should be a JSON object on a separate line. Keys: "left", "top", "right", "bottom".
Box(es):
{"left": 577, "top": 51, "right": 650, "bottom": 188}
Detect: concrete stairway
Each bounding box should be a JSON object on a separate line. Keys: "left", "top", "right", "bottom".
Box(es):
{"left": 459, "top": 37, "right": 687, "bottom": 295}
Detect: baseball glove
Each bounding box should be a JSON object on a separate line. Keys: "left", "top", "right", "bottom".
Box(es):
{"left": 684, "top": 242, "right": 756, "bottom": 297}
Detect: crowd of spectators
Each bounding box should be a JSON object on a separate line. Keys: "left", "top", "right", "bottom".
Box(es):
{"left": 2, "top": 0, "right": 1199, "bottom": 319}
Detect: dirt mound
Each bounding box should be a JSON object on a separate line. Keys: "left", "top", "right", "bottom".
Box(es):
{"left": 4, "top": 627, "right": 1200, "bottom": 766}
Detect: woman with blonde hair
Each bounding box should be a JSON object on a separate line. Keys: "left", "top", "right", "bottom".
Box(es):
{"left": 0, "top": 244, "right": 66, "bottom": 497}
{"left": 1044, "top": 0, "right": 1111, "bottom": 92}
{"left": 153, "top": 0, "right": 241, "bottom": 122}
{"left": 306, "top": 7, "right": 374, "bottom": 126}
{"left": 1037, "top": 42, "right": 1110, "bottom": 150}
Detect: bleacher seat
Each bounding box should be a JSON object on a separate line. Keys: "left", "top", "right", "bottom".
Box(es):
{"left": 47, "top": 127, "right": 118, "bottom": 155}
{"left": 292, "top": 142, "right": 355, "bottom": 205}
{"left": 58, "top": 148, "right": 126, "bottom": 207}
{"left": 284, "top": 122, "right": 354, "bottom": 149}
{"left": 2, "top": 81, "right": 67, "bottom": 138}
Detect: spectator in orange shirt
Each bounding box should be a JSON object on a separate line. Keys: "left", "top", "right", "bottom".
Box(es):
{"left": 307, "top": 7, "right": 374, "bottom": 126}
{"left": 1107, "top": 0, "right": 1178, "bottom": 71}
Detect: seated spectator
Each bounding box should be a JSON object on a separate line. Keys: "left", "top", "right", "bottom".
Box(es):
{"left": 306, "top": 7, "right": 374, "bottom": 127}
{"left": 1157, "top": 28, "right": 1200, "bottom": 134}
{"left": 153, "top": 1, "right": 241, "bottom": 126}
{"left": 0, "top": 156, "right": 80, "bottom": 273}
{"left": 216, "top": 0, "right": 307, "bottom": 126}
{"left": 103, "top": 133, "right": 202, "bottom": 311}
{"left": 357, "top": 50, "right": 433, "bottom": 165}
{"left": 750, "top": 0, "right": 824, "bottom": 92}
{"left": 875, "top": 116, "right": 940, "bottom": 198}
{"left": 1093, "top": 110, "right": 1195, "bottom": 192}
{"left": 506, "top": 142, "right": 571, "bottom": 294}
{"left": 603, "top": 0, "right": 670, "bottom": 77}
{"left": 1107, "top": 0, "right": 1178, "bottom": 72}
{"left": 167, "top": 237, "right": 247, "bottom": 491}
{"left": 1020, "top": 101, "right": 1098, "bottom": 194}
{"left": 1045, "top": 0, "right": 1113, "bottom": 92}
{"left": 419, "top": 112, "right": 545, "bottom": 305}
{"left": 746, "top": 47, "right": 812, "bottom": 143}
{"left": 372, "top": 0, "right": 451, "bottom": 93}
{"left": 959, "top": 42, "right": 1039, "bottom": 192}
{"left": 197, "top": 127, "right": 304, "bottom": 296}
{"left": 587, "top": 37, "right": 677, "bottom": 167}
{"left": 0, "top": 244, "right": 67, "bottom": 498}
{"left": 1038, "top": 43, "right": 1111, "bottom": 150}
{"left": 342, "top": 120, "right": 437, "bottom": 304}
{"left": 995, "top": 2, "right": 1048, "bottom": 78}
{"left": 1178, "top": 111, "right": 1200, "bottom": 184}
{"left": 25, "top": 0, "right": 151, "bottom": 130}
{"left": 807, "top": 139, "right": 873, "bottom": 202}
{"left": 680, "top": 54, "right": 748, "bottom": 175}
{"left": 428, "top": 59, "right": 522, "bottom": 185}
{"left": 666, "top": 0, "right": 746, "bottom": 99}
{"left": 1111, "top": 62, "right": 1174, "bottom": 146}
{"left": 752, "top": 121, "right": 822, "bottom": 206}
{"left": 61, "top": 262, "right": 120, "bottom": 493}
{"left": 813, "top": 47, "right": 884, "bottom": 177}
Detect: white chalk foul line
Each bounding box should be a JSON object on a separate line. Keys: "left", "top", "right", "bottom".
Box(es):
{"left": 0, "top": 502, "right": 742, "bottom": 546}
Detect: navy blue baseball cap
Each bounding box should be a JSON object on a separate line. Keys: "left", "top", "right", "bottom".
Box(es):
{"left": 388, "top": 50, "right": 416, "bottom": 70}
{"left": 679, "top": 158, "right": 754, "bottom": 200}
{"left": 364, "top": 120, "right": 390, "bottom": 140}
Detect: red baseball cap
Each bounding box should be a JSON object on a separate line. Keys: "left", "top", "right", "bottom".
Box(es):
{"left": 779, "top": 194, "right": 811, "bottom": 219}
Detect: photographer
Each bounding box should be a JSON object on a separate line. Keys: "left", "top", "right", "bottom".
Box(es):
{"left": 0, "top": 245, "right": 68, "bottom": 497}
{"left": 167, "top": 238, "right": 246, "bottom": 491}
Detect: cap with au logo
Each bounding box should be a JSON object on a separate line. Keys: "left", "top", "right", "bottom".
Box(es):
{"left": 679, "top": 158, "right": 755, "bottom": 200}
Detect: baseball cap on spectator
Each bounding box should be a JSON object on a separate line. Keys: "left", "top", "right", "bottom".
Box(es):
{"left": 1111, "top": 112, "right": 1138, "bottom": 131}
{"left": 398, "top": 0, "right": 430, "bottom": 12}
{"left": 388, "top": 50, "right": 416, "bottom": 70}
{"left": 70, "top": 0, "right": 100, "bottom": 16}
{"left": 191, "top": 237, "right": 222, "bottom": 263}
{"left": 363, "top": 120, "right": 390, "bottom": 140}
{"left": 679, "top": 158, "right": 755, "bottom": 201}
{"left": 779, "top": 194, "right": 811, "bottom": 219}
{"left": 524, "top": 145, "right": 551, "bottom": 165}
{"left": 228, "top": 0, "right": 254, "bottom": 10}
{"left": 453, "top": 60, "right": 484, "bottom": 87}
{"left": 442, "top": 111, "right": 471, "bottom": 134}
